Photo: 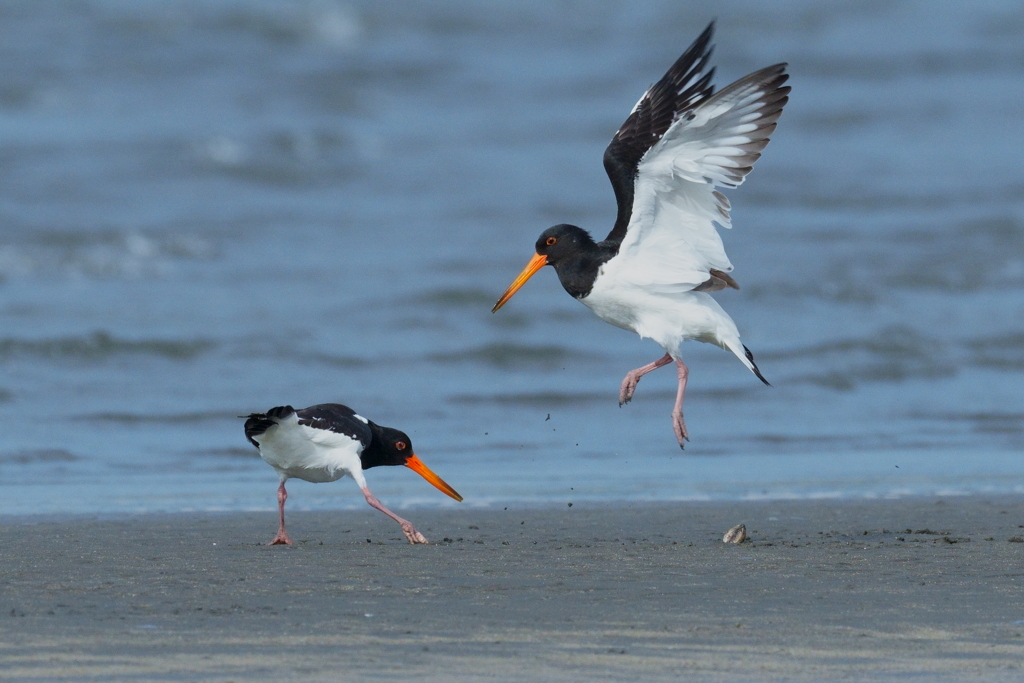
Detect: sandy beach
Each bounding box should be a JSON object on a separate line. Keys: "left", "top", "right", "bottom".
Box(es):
{"left": 2, "top": 496, "right": 1023, "bottom": 682}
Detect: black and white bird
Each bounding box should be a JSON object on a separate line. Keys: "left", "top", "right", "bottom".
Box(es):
{"left": 492, "top": 22, "right": 788, "bottom": 448}
{"left": 243, "top": 404, "right": 462, "bottom": 545}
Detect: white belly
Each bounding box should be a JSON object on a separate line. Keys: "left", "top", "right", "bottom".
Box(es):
{"left": 582, "top": 282, "right": 741, "bottom": 355}
{"left": 252, "top": 413, "right": 364, "bottom": 484}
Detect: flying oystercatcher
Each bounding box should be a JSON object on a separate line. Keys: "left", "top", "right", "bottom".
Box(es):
{"left": 492, "top": 22, "right": 788, "bottom": 448}
{"left": 243, "top": 404, "right": 462, "bottom": 545}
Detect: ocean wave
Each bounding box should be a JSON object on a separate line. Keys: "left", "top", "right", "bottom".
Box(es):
{"left": 414, "top": 288, "right": 496, "bottom": 308}
{"left": 0, "top": 230, "right": 218, "bottom": 281}
{"left": 305, "top": 352, "right": 369, "bottom": 368}
{"left": 910, "top": 411, "right": 1024, "bottom": 437}
{"left": 759, "top": 325, "right": 1024, "bottom": 389}
{"left": 75, "top": 410, "right": 237, "bottom": 424}
{"left": 0, "top": 332, "right": 214, "bottom": 362}
{"left": 97, "top": 1, "right": 362, "bottom": 50}
{"left": 195, "top": 129, "right": 357, "bottom": 187}
{"left": 448, "top": 391, "right": 607, "bottom": 407}
{"left": 190, "top": 447, "right": 260, "bottom": 458}
{"left": 427, "top": 342, "right": 598, "bottom": 368}
{"left": 761, "top": 326, "right": 939, "bottom": 363}
{"left": 790, "top": 363, "right": 957, "bottom": 391}
{"left": 745, "top": 217, "right": 1024, "bottom": 303}
{"left": 968, "top": 332, "right": 1024, "bottom": 371}
{"left": 754, "top": 327, "right": 960, "bottom": 390}
{"left": 437, "top": 441, "right": 543, "bottom": 454}
{"left": 0, "top": 449, "right": 78, "bottom": 465}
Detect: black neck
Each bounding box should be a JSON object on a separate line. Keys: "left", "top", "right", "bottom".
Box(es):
{"left": 552, "top": 241, "right": 618, "bottom": 299}
{"left": 359, "top": 422, "right": 393, "bottom": 469}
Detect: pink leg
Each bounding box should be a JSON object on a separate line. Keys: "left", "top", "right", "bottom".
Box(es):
{"left": 269, "top": 481, "right": 294, "bottom": 545}
{"left": 362, "top": 487, "right": 429, "bottom": 545}
{"left": 619, "top": 353, "right": 673, "bottom": 405}
{"left": 672, "top": 358, "right": 690, "bottom": 448}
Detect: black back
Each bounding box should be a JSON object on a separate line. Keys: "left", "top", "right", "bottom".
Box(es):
{"left": 295, "top": 403, "right": 372, "bottom": 446}
{"left": 603, "top": 22, "right": 716, "bottom": 245}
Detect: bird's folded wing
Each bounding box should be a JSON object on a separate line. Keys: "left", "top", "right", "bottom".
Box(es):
{"left": 296, "top": 404, "right": 371, "bottom": 443}
{"left": 610, "top": 64, "right": 789, "bottom": 291}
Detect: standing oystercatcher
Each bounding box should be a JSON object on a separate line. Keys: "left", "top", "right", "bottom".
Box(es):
{"left": 492, "top": 22, "right": 787, "bottom": 448}
{"left": 243, "top": 404, "right": 462, "bottom": 545}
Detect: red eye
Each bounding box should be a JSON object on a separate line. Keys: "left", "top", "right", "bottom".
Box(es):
{"left": 545, "top": 236, "right": 557, "bottom": 246}
{"left": 395, "top": 441, "right": 407, "bottom": 451}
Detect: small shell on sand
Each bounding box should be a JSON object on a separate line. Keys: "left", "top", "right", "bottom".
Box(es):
{"left": 723, "top": 524, "right": 747, "bottom": 544}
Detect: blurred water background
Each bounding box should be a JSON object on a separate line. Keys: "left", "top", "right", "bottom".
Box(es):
{"left": 1, "top": 0, "right": 1022, "bottom": 515}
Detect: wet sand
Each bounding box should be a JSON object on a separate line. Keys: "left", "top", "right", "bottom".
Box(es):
{"left": 2, "top": 497, "right": 1023, "bottom": 682}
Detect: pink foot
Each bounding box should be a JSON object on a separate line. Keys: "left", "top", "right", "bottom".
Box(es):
{"left": 672, "top": 410, "right": 690, "bottom": 448}
{"left": 269, "top": 532, "right": 294, "bottom": 546}
{"left": 269, "top": 480, "right": 293, "bottom": 545}
{"left": 619, "top": 371, "right": 642, "bottom": 405}
{"left": 672, "top": 358, "right": 690, "bottom": 449}
{"left": 619, "top": 353, "right": 673, "bottom": 405}
{"left": 400, "top": 522, "right": 429, "bottom": 545}
{"left": 363, "top": 487, "right": 429, "bottom": 545}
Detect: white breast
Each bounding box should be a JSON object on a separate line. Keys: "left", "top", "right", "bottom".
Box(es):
{"left": 251, "top": 411, "right": 365, "bottom": 485}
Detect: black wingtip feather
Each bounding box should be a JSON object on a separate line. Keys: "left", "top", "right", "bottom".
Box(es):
{"left": 603, "top": 22, "right": 718, "bottom": 245}
{"left": 743, "top": 345, "right": 771, "bottom": 387}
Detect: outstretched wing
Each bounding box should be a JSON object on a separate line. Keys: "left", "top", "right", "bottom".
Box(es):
{"left": 604, "top": 22, "right": 716, "bottom": 244}
{"left": 605, "top": 61, "right": 790, "bottom": 292}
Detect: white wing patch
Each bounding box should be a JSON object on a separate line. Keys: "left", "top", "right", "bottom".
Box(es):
{"left": 611, "top": 65, "right": 788, "bottom": 292}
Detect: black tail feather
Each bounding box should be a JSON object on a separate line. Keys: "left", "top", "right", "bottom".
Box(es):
{"left": 266, "top": 405, "right": 295, "bottom": 420}
{"left": 242, "top": 405, "right": 295, "bottom": 446}
{"left": 743, "top": 345, "right": 771, "bottom": 386}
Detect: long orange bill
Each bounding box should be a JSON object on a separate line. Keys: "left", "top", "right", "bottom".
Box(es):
{"left": 405, "top": 454, "right": 463, "bottom": 502}
{"left": 491, "top": 252, "right": 548, "bottom": 312}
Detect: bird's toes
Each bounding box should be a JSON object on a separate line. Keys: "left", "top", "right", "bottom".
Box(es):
{"left": 401, "top": 524, "right": 428, "bottom": 544}
{"left": 672, "top": 414, "right": 690, "bottom": 448}
{"left": 618, "top": 379, "right": 637, "bottom": 405}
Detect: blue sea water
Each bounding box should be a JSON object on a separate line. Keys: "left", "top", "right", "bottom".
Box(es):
{"left": 1, "top": 0, "right": 1022, "bottom": 515}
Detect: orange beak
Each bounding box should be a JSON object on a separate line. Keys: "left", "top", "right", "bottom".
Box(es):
{"left": 492, "top": 252, "right": 548, "bottom": 312}
{"left": 405, "top": 454, "right": 463, "bottom": 502}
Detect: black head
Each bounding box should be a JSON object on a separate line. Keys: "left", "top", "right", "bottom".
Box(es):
{"left": 534, "top": 224, "right": 597, "bottom": 266}
{"left": 362, "top": 422, "right": 463, "bottom": 501}
{"left": 361, "top": 424, "right": 415, "bottom": 469}
{"left": 493, "top": 224, "right": 607, "bottom": 311}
